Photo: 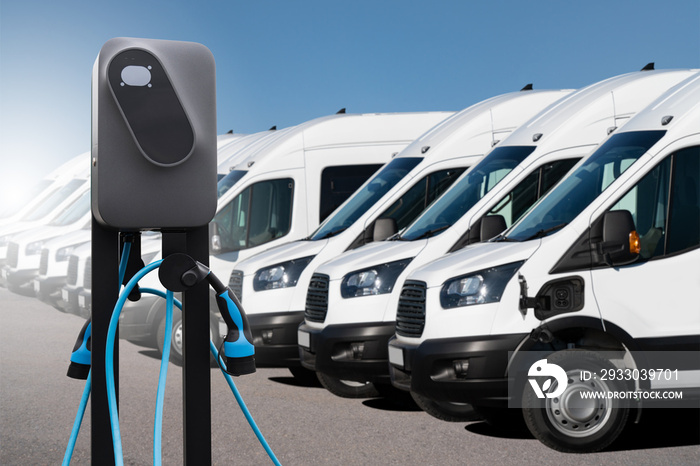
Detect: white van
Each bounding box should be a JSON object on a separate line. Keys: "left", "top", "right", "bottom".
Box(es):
{"left": 388, "top": 71, "right": 700, "bottom": 452}
{"left": 0, "top": 154, "right": 90, "bottom": 265}
{"left": 0, "top": 153, "right": 87, "bottom": 225}
{"left": 230, "top": 89, "right": 572, "bottom": 379}
{"left": 298, "top": 69, "right": 696, "bottom": 405}
{"left": 117, "top": 111, "right": 451, "bottom": 364}
{"left": 1, "top": 189, "right": 91, "bottom": 293}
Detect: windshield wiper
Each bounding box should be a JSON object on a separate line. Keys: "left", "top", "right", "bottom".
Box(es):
{"left": 318, "top": 227, "right": 347, "bottom": 239}
{"left": 410, "top": 224, "right": 450, "bottom": 240}
{"left": 524, "top": 223, "right": 568, "bottom": 241}
{"left": 492, "top": 233, "right": 516, "bottom": 242}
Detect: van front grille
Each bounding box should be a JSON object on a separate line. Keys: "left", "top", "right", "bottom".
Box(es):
{"left": 39, "top": 249, "right": 49, "bottom": 275}
{"left": 7, "top": 242, "right": 19, "bottom": 268}
{"left": 84, "top": 257, "right": 92, "bottom": 291}
{"left": 305, "top": 274, "right": 329, "bottom": 323}
{"left": 228, "top": 270, "right": 243, "bottom": 301}
{"left": 66, "top": 255, "right": 79, "bottom": 285}
{"left": 396, "top": 280, "right": 426, "bottom": 338}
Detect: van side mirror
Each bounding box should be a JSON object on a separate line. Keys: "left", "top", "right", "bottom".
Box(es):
{"left": 373, "top": 217, "right": 398, "bottom": 241}
{"left": 209, "top": 222, "right": 222, "bottom": 253}
{"left": 480, "top": 215, "right": 507, "bottom": 241}
{"left": 599, "top": 210, "right": 640, "bottom": 266}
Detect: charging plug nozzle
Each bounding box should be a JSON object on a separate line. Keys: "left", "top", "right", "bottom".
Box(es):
{"left": 159, "top": 253, "right": 256, "bottom": 375}
{"left": 67, "top": 319, "right": 91, "bottom": 379}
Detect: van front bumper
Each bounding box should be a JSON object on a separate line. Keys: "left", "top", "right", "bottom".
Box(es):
{"left": 248, "top": 311, "right": 305, "bottom": 368}
{"left": 388, "top": 333, "right": 528, "bottom": 407}
{"left": 298, "top": 321, "right": 394, "bottom": 384}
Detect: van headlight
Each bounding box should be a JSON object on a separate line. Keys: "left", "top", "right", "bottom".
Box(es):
{"left": 440, "top": 261, "right": 524, "bottom": 308}
{"left": 56, "top": 244, "right": 82, "bottom": 262}
{"left": 341, "top": 258, "right": 412, "bottom": 298}
{"left": 26, "top": 241, "right": 44, "bottom": 256}
{"left": 253, "top": 256, "right": 315, "bottom": 291}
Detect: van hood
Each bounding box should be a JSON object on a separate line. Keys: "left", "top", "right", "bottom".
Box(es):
{"left": 235, "top": 239, "right": 329, "bottom": 275}
{"left": 41, "top": 229, "right": 91, "bottom": 251}
{"left": 410, "top": 240, "right": 542, "bottom": 288}
{"left": 315, "top": 239, "right": 428, "bottom": 279}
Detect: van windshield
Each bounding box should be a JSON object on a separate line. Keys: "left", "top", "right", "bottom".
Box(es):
{"left": 217, "top": 170, "right": 247, "bottom": 198}
{"left": 400, "top": 146, "right": 536, "bottom": 241}
{"left": 311, "top": 157, "right": 423, "bottom": 240}
{"left": 22, "top": 179, "right": 86, "bottom": 222}
{"left": 506, "top": 130, "right": 666, "bottom": 242}
{"left": 49, "top": 190, "right": 90, "bottom": 226}
{"left": 0, "top": 180, "right": 52, "bottom": 218}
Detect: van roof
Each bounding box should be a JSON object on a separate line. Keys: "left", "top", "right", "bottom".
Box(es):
{"left": 395, "top": 89, "right": 573, "bottom": 159}
{"left": 230, "top": 112, "right": 453, "bottom": 172}
{"left": 216, "top": 130, "right": 279, "bottom": 172}
{"left": 502, "top": 69, "right": 698, "bottom": 151}
{"left": 616, "top": 71, "right": 700, "bottom": 137}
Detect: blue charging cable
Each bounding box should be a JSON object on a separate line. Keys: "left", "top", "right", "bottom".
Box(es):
{"left": 64, "top": 248, "right": 280, "bottom": 465}
{"left": 104, "top": 266, "right": 281, "bottom": 465}
{"left": 141, "top": 287, "right": 281, "bottom": 466}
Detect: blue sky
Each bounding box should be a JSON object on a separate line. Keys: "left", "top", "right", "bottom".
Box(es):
{"left": 1, "top": 0, "right": 699, "bottom": 206}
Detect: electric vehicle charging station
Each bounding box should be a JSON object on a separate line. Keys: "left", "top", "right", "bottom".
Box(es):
{"left": 298, "top": 67, "right": 697, "bottom": 412}
{"left": 86, "top": 37, "right": 226, "bottom": 464}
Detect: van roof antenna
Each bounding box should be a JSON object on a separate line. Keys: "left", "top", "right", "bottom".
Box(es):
{"left": 268, "top": 126, "right": 277, "bottom": 131}
{"left": 226, "top": 129, "right": 234, "bottom": 134}
{"left": 641, "top": 62, "right": 655, "bottom": 71}
{"left": 520, "top": 83, "right": 534, "bottom": 91}
{"left": 336, "top": 108, "right": 346, "bottom": 114}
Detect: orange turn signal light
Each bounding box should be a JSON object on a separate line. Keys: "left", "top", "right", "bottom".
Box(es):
{"left": 629, "top": 230, "right": 641, "bottom": 255}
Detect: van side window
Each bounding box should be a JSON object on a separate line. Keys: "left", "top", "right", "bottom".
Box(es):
{"left": 489, "top": 158, "right": 581, "bottom": 229}
{"left": 666, "top": 147, "right": 700, "bottom": 254}
{"left": 607, "top": 146, "right": 699, "bottom": 260}
{"left": 553, "top": 146, "right": 700, "bottom": 273}
{"left": 319, "top": 164, "right": 383, "bottom": 222}
{"left": 213, "top": 178, "right": 294, "bottom": 252}
{"left": 609, "top": 156, "right": 671, "bottom": 259}
{"left": 379, "top": 168, "right": 466, "bottom": 230}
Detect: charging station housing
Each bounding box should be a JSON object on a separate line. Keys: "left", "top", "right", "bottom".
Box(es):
{"left": 92, "top": 37, "right": 217, "bottom": 230}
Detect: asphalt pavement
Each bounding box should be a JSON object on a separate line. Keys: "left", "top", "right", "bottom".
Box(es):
{"left": 1, "top": 287, "right": 698, "bottom": 465}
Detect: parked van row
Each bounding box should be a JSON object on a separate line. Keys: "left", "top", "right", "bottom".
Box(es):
{"left": 4, "top": 65, "right": 698, "bottom": 455}
{"left": 386, "top": 71, "right": 700, "bottom": 452}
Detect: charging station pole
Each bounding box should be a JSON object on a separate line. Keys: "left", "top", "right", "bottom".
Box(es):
{"left": 163, "top": 229, "right": 212, "bottom": 463}
{"left": 90, "top": 37, "right": 218, "bottom": 464}
{"left": 90, "top": 220, "right": 120, "bottom": 464}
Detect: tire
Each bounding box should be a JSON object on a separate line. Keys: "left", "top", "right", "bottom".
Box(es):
{"left": 316, "top": 371, "right": 380, "bottom": 398}
{"left": 411, "top": 391, "right": 481, "bottom": 422}
{"left": 522, "top": 349, "right": 630, "bottom": 453}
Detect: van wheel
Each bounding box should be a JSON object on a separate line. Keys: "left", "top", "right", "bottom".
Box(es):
{"left": 410, "top": 392, "right": 480, "bottom": 422}
{"left": 522, "top": 349, "right": 630, "bottom": 453}
{"left": 316, "top": 371, "right": 379, "bottom": 398}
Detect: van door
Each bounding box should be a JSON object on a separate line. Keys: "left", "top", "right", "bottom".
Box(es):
{"left": 589, "top": 146, "right": 700, "bottom": 348}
